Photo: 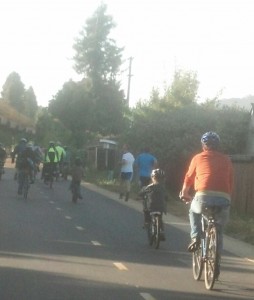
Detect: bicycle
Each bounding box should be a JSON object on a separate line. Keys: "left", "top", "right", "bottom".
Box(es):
{"left": 18, "top": 169, "right": 30, "bottom": 199}
{"left": 43, "top": 163, "right": 55, "bottom": 189}
{"left": 147, "top": 211, "right": 163, "bottom": 249}
{"left": 0, "top": 160, "right": 5, "bottom": 180}
{"left": 192, "top": 206, "right": 222, "bottom": 290}
{"left": 70, "top": 181, "right": 80, "bottom": 204}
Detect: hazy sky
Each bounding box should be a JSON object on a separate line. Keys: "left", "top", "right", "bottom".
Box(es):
{"left": 1, "top": 0, "right": 254, "bottom": 107}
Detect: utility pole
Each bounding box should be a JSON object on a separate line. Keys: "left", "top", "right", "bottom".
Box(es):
{"left": 126, "top": 56, "right": 133, "bottom": 107}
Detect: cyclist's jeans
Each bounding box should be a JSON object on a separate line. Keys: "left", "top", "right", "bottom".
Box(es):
{"left": 189, "top": 195, "right": 230, "bottom": 254}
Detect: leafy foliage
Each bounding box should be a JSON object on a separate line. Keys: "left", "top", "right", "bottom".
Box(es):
{"left": 73, "top": 3, "right": 123, "bottom": 83}
{"left": 1, "top": 72, "right": 25, "bottom": 112}
{"left": 48, "top": 4, "right": 127, "bottom": 146}
{"left": 1, "top": 72, "right": 38, "bottom": 119}
{"left": 164, "top": 69, "right": 199, "bottom": 106}
{"left": 23, "top": 87, "right": 38, "bottom": 120}
{"left": 35, "top": 108, "right": 72, "bottom": 148}
{"left": 122, "top": 70, "right": 250, "bottom": 192}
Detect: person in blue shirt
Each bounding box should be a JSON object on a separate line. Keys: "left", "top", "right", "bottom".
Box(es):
{"left": 135, "top": 147, "right": 158, "bottom": 187}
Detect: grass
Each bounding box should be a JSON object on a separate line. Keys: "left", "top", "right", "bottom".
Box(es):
{"left": 87, "top": 173, "right": 254, "bottom": 246}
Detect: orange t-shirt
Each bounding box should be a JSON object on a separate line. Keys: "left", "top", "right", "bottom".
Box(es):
{"left": 183, "top": 150, "right": 234, "bottom": 195}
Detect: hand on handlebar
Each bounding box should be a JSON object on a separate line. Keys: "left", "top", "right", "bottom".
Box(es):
{"left": 179, "top": 191, "right": 192, "bottom": 203}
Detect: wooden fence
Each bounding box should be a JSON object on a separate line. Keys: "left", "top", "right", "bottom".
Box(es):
{"left": 231, "top": 156, "right": 254, "bottom": 217}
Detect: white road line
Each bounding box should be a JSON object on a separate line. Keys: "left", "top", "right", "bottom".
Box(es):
{"left": 76, "top": 226, "right": 85, "bottom": 231}
{"left": 49, "top": 201, "right": 55, "bottom": 204}
{"left": 91, "top": 241, "right": 102, "bottom": 246}
{"left": 140, "top": 293, "right": 156, "bottom": 300}
{"left": 246, "top": 258, "right": 254, "bottom": 263}
{"left": 113, "top": 262, "right": 128, "bottom": 271}
{"left": 165, "top": 221, "right": 189, "bottom": 226}
{"left": 65, "top": 216, "right": 72, "bottom": 220}
{"left": 56, "top": 207, "right": 62, "bottom": 211}
{"left": 177, "top": 258, "right": 190, "bottom": 266}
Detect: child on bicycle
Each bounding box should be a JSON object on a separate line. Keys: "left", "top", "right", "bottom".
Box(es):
{"left": 138, "top": 168, "right": 167, "bottom": 240}
{"left": 70, "top": 157, "right": 85, "bottom": 202}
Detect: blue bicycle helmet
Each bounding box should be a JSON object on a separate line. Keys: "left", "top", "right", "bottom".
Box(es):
{"left": 201, "top": 131, "right": 220, "bottom": 148}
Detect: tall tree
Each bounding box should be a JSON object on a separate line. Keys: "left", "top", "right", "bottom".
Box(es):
{"left": 23, "top": 87, "right": 38, "bottom": 119}
{"left": 49, "top": 3, "right": 127, "bottom": 142}
{"left": 1, "top": 72, "right": 25, "bottom": 112}
{"left": 164, "top": 69, "right": 199, "bottom": 107}
{"left": 73, "top": 3, "right": 123, "bottom": 84}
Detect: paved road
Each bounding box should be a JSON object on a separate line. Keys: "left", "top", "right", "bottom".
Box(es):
{"left": 0, "top": 159, "right": 253, "bottom": 300}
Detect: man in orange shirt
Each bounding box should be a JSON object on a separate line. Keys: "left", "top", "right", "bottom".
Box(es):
{"left": 180, "top": 132, "right": 233, "bottom": 258}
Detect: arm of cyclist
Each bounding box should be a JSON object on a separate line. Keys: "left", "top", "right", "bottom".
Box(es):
{"left": 179, "top": 183, "right": 192, "bottom": 203}
{"left": 137, "top": 186, "right": 147, "bottom": 199}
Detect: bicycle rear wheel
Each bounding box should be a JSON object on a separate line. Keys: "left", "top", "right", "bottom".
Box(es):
{"left": 205, "top": 226, "right": 218, "bottom": 290}
{"left": 72, "top": 190, "right": 78, "bottom": 203}
{"left": 147, "top": 221, "right": 154, "bottom": 246}
{"left": 192, "top": 243, "right": 203, "bottom": 280}
{"left": 23, "top": 175, "right": 29, "bottom": 199}
{"left": 154, "top": 216, "right": 161, "bottom": 249}
{"left": 49, "top": 175, "right": 53, "bottom": 189}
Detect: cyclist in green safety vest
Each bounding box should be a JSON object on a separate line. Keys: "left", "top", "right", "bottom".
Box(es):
{"left": 42, "top": 141, "right": 59, "bottom": 182}
{"left": 55, "top": 141, "right": 66, "bottom": 176}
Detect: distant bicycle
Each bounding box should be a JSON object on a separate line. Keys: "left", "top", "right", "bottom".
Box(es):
{"left": 147, "top": 211, "right": 163, "bottom": 249}
{"left": 0, "top": 160, "right": 5, "bottom": 180}
{"left": 43, "top": 163, "right": 55, "bottom": 189}
{"left": 70, "top": 181, "right": 80, "bottom": 203}
{"left": 18, "top": 169, "right": 30, "bottom": 199}
{"left": 192, "top": 206, "right": 222, "bottom": 290}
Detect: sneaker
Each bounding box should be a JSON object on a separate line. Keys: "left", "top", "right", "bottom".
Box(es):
{"left": 187, "top": 237, "right": 200, "bottom": 252}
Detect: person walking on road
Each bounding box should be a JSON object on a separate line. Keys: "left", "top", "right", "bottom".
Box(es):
{"left": 119, "top": 144, "right": 135, "bottom": 202}
{"left": 135, "top": 147, "right": 158, "bottom": 187}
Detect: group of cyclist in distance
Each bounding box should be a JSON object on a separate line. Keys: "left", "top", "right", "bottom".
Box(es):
{"left": 8, "top": 138, "right": 83, "bottom": 201}
{"left": 120, "top": 131, "right": 233, "bottom": 280}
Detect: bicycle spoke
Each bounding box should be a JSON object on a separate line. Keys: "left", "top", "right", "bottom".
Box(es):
{"left": 193, "top": 245, "right": 203, "bottom": 280}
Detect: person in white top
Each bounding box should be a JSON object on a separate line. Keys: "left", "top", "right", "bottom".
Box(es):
{"left": 119, "top": 144, "right": 135, "bottom": 201}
